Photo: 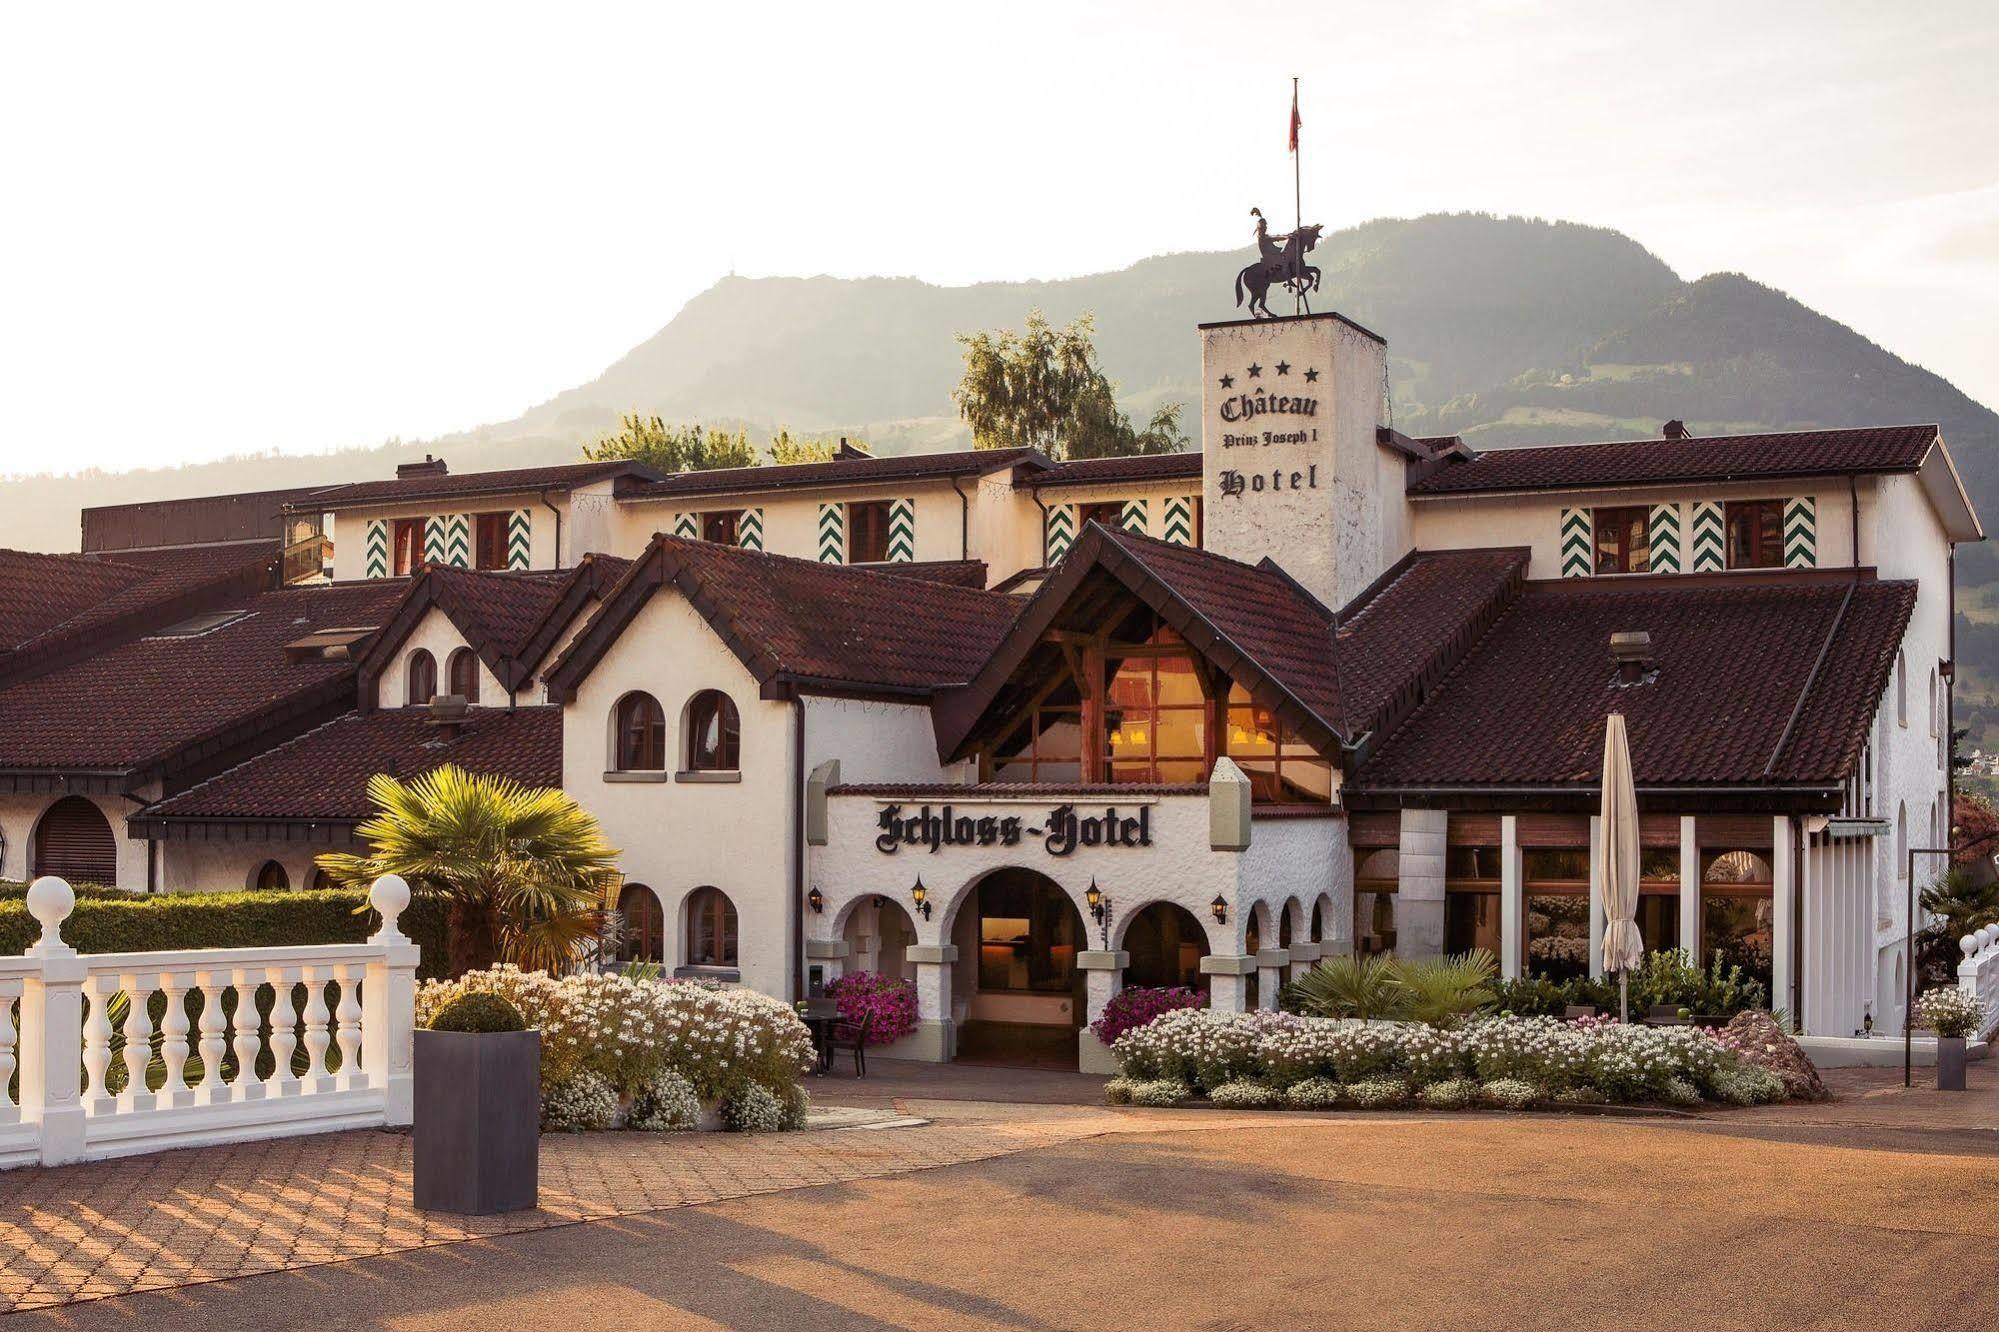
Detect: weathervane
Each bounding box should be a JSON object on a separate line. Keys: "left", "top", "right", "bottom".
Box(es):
{"left": 1233, "top": 78, "right": 1323, "bottom": 318}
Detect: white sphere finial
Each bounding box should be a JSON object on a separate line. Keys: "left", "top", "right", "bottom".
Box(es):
{"left": 368, "top": 874, "right": 411, "bottom": 944}
{"left": 25, "top": 876, "right": 75, "bottom": 956}
{"left": 1964, "top": 933, "right": 1980, "bottom": 960}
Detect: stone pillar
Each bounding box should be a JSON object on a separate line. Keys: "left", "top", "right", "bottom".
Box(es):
{"left": 1679, "top": 816, "right": 1700, "bottom": 961}
{"left": 1200, "top": 953, "right": 1257, "bottom": 1012}
{"left": 1588, "top": 815, "right": 1606, "bottom": 980}
{"left": 1499, "top": 815, "right": 1523, "bottom": 980}
{"left": 20, "top": 877, "right": 85, "bottom": 1165}
{"left": 1772, "top": 815, "right": 1796, "bottom": 1022}
{"left": 904, "top": 943, "right": 957, "bottom": 1062}
{"left": 1254, "top": 949, "right": 1289, "bottom": 1010}
{"left": 1396, "top": 809, "right": 1446, "bottom": 960}
{"left": 805, "top": 938, "right": 849, "bottom": 992}
{"left": 1076, "top": 950, "right": 1128, "bottom": 1075}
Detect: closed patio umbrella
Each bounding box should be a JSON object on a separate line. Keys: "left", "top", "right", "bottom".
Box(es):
{"left": 1599, "top": 712, "right": 1644, "bottom": 1022}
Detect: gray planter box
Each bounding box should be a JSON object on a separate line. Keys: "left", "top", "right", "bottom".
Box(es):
{"left": 1937, "top": 1035, "right": 1968, "bottom": 1092}
{"left": 414, "top": 1028, "right": 541, "bottom": 1214}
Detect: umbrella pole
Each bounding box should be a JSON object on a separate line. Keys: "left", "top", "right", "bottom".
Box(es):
{"left": 1619, "top": 971, "right": 1629, "bottom": 1025}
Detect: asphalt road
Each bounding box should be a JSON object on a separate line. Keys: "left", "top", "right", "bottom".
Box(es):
{"left": 17, "top": 1110, "right": 1999, "bottom": 1332}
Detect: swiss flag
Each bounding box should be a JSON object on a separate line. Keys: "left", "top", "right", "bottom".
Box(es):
{"left": 1288, "top": 85, "right": 1301, "bottom": 153}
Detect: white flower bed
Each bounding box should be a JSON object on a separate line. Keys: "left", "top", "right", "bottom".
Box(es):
{"left": 1107, "top": 1010, "right": 1787, "bottom": 1109}
{"left": 420, "top": 965, "right": 816, "bottom": 1131}
{"left": 1917, "top": 986, "right": 1986, "bottom": 1040}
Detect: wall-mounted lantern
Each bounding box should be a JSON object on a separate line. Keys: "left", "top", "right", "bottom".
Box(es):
{"left": 911, "top": 877, "right": 931, "bottom": 921}
{"left": 807, "top": 885, "right": 824, "bottom": 914}
{"left": 1210, "top": 894, "right": 1229, "bottom": 925}
{"left": 1085, "top": 878, "right": 1105, "bottom": 924}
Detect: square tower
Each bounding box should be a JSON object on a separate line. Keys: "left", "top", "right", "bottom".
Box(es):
{"left": 1199, "top": 312, "right": 1399, "bottom": 609}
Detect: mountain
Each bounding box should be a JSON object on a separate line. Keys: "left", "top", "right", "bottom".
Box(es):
{"left": 10, "top": 212, "right": 1999, "bottom": 739}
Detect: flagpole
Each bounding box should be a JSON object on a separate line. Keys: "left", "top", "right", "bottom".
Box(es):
{"left": 1292, "top": 77, "right": 1301, "bottom": 314}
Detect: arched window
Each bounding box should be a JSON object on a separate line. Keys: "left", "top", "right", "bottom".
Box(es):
{"left": 405, "top": 649, "right": 437, "bottom": 706}
{"left": 254, "top": 860, "right": 290, "bottom": 892}
{"left": 617, "top": 884, "right": 664, "bottom": 963}
{"left": 446, "top": 647, "right": 480, "bottom": 703}
{"left": 683, "top": 690, "right": 741, "bottom": 772}
{"left": 33, "top": 796, "right": 116, "bottom": 885}
{"left": 686, "top": 886, "right": 738, "bottom": 968}
{"left": 309, "top": 867, "right": 336, "bottom": 892}
{"left": 1896, "top": 802, "right": 1908, "bottom": 880}
{"left": 614, "top": 692, "right": 666, "bottom": 771}
{"left": 1897, "top": 651, "right": 1907, "bottom": 726}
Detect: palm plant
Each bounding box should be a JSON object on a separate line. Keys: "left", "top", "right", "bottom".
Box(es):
{"left": 316, "top": 766, "right": 619, "bottom": 976}
{"left": 1286, "top": 953, "right": 1404, "bottom": 1019}
{"left": 1389, "top": 949, "right": 1498, "bottom": 1027}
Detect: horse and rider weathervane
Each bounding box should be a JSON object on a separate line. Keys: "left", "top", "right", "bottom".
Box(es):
{"left": 1233, "top": 77, "right": 1323, "bottom": 319}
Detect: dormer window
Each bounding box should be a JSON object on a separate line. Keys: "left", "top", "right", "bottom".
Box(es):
{"left": 614, "top": 692, "right": 666, "bottom": 771}
{"left": 700, "top": 511, "right": 739, "bottom": 545}
{"left": 683, "top": 690, "right": 741, "bottom": 772}
{"left": 1593, "top": 507, "right": 1651, "bottom": 574}
{"left": 392, "top": 518, "right": 425, "bottom": 576}
{"left": 847, "top": 501, "right": 892, "bottom": 563}
{"left": 405, "top": 649, "right": 437, "bottom": 706}
{"left": 447, "top": 647, "right": 480, "bottom": 704}
{"left": 1725, "top": 500, "right": 1784, "bottom": 568}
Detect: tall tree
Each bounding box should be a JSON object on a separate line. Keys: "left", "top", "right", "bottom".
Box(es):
{"left": 953, "top": 311, "right": 1187, "bottom": 460}
{"left": 316, "top": 766, "right": 620, "bottom": 976}
{"left": 583, "top": 415, "right": 760, "bottom": 473}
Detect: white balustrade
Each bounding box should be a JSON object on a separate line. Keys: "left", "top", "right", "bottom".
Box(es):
{"left": 1959, "top": 924, "right": 1999, "bottom": 1042}
{"left": 0, "top": 874, "right": 420, "bottom": 1169}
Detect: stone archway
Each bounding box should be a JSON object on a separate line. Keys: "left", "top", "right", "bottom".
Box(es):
{"left": 947, "top": 866, "right": 1087, "bottom": 1069}
{"left": 839, "top": 895, "right": 920, "bottom": 984}
{"left": 1121, "top": 900, "right": 1211, "bottom": 992}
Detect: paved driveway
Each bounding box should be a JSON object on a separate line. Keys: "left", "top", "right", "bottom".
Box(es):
{"left": 6, "top": 1060, "right": 1998, "bottom": 1329}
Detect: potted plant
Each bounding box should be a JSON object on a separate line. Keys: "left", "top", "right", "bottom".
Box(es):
{"left": 414, "top": 991, "right": 541, "bottom": 1213}
{"left": 1916, "top": 987, "right": 1983, "bottom": 1092}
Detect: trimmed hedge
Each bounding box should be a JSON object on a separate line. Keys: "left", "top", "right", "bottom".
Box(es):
{"left": 0, "top": 885, "right": 451, "bottom": 979}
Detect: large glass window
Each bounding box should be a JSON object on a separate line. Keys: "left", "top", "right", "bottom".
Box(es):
{"left": 1105, "top": 635, "right": 1207, "bottom": 784}
{"left": 848, "top": 500, "right": 892, "bottom": 562}
{"left": 1726, "top": 500, "right": 1784, "bottom": 569}
{"left": 1701, "top": 849, "right": 1774, "bottom": 991}
{"left": 1594, "top": 506, "right": 1651, "bottom": 574}
{"left": 1524, "top": 847, "right": 1590, "bottom": 982}
{"left": 1635, "top": 846, "right": 1681, "bottom": 954}
{"left": 1354, "top": 847, "right": 1400, "bottom": 959}
{"left": 614, "top": 692, "right": 666, "bottom": 771}
{"left": 686, "top": 886, "right": 738, "bottom": 968}
{"left": 1226, "top": 685, "right": 1333, "bottom": 803}
{"left": 975, "top": 876, "right": 1079, "bottom": 992}
{"left": 474, "top": 512, "right": 509, "bottom": 570}
{"left": 1445, "top": 846, "right": 1502, "bottom": 956}
{"left": 683, "top": 690, "right": 741, "bottom": 771}
{"left": 992, "top": 696, "right": 1083, "bottom": 783}
{"left": 392, "top": 518, "right": 424, "bottom": 576}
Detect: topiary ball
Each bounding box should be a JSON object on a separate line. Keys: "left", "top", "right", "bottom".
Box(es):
{"left": 428, "top": 991, "right": 527, "bottom": 1033}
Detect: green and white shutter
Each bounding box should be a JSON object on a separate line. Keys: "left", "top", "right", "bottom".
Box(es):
{"left": 1161, "top": 495, "right": 1196, "bottom": 546}
{"left": 1045, "top": 504, "right": 1076, "bottom": 564}
{"left": 671, "top": 512, "right": 698, "bottom": 541}
{"left": 1119, "top": 497, "right": 1148, "bottom": 535}
{"left": 886, "top": 497, "right": 916, "bottom": 562}
{"left": 1647, "top": 503, "right": 1682, "bottom": 575}
{"left": 506, "top": 509, "right": 531, "bottom": 569}
{"left": 817, "top": 502, "right": 845, "bottom": 563}
{"left": 443, "top": 513, "right": 471, "bottom": 568}
{"left": 364, "top": 519, "right": 389, "bottom": 579}
{"left": 1559, "top": 507, "right": 1593, "bottom": 578}
{"left": 1691, "top": 501, "right": 1725, "bottom": 572}
{"left": 1784, "top": 496, "right": 1817, "bottom": 568}
{"left": 423, "top": 515, "right": 448, "bottom": 567}
{"left": 738, "top": 508, "right": 764, "bottom": 551}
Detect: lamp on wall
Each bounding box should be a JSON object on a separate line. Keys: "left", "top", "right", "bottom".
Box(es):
{"left": 1085, "top": 878, "right": 1107, "bottom": 924}
{"left": 911, "top": 877, "right": 931, "bottom": 921}
{"left": 1210, "top": 894, "right": 1229, "bottom": 925}
{"left": 807, "top": 885, "right": 824, "bottom": 914}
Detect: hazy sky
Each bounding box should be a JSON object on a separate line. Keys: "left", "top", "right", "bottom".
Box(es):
{"left": 3, "top": 1, "right": 1996, "bottom": 475}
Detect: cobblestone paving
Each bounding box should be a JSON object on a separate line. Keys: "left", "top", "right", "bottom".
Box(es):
{"left": 0, "top": 1101, "right": 1248, "bottom": 1313}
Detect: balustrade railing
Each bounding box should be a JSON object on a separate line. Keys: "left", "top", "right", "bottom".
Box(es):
{"left": 0, "top": 874, "right": 418, "bottom": 1169}
{"left": 1959, "top": 925, "right": 1999, "bottom": 1043}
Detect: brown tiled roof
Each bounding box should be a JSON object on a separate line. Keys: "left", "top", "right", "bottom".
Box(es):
{"left": 0, "top": 550, "right": 155, "bottom": 650}
{"left": 1353, "top": 575, "right": 1916, "bottom": 792}
{"left": 547, "top": 538, "right": 1024, "bottom": 701}
{"left": 882, "top": 560, "right": 988, "bottom": 588}
{"left": 1408, "top": 424, "right": 1940, "bottom": 496}
{"left": 136, "top": 705, "right": 562, "bottom": 824}
{"left": 625, "top": 447, "right": 1050, "bottom": 501}
{"left": 355, "top": 554, "right": 630, "bottom": 700}
{"left": 299, "top": 460, "right": 663, "bottom": 509}
{"left": 1031, "top": 453, "right": 1202, "bottom": 489}
{"left": 0, "top": 579, "right": 407, "bottom": 780}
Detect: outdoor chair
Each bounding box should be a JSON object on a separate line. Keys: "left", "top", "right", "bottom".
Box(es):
{"left": 828, "top": 1009, "right": 874, "bottom": 1077}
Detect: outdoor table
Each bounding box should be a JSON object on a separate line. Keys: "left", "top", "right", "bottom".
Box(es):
{"left": 800, "top": 999, "right": 841, "bottom": 1074}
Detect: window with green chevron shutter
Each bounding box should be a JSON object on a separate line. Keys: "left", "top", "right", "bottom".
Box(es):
{"left": 737, "top": 508, "right": 764, "bottom": 551}
{"left": 423, "top": 515, "right": 448, "bottom": 567}
{"left": 1161, "top": 495, "right": 1198, "bottom": 545}
{"left": 1690, "top": 501, "right": 1726, "bottom": 572}
{"left": 364, "top": 518, "right": 390, "bottom": 579}
{"left": 1119, "top": 497, "right": 1148, "bottom": 535}
{"left": 1559, "top": 508, "right": 1592, "bottom": 578}
{"left": 1045, "top": 504, "right": 1076, "bottom": 564}
{"left": 444, "top": 513, "right": 471, "bottom": 568}
{"left": 506, "top": 509, "right": 531, "bottom": 570}
{"left": 816, "top": 502, "right": 845, "bottom": 563}
{"left": 1647, "top": 504, "right": 1682, "bottom": 574}
{"left": 672, "top": 512, "right": 698, "bottom": 541}
{"left": 1783, "top": 496, "right": 1817, "bottom": 568}
{"left": 886, "top": 497, "right": 916, "bottom": 561}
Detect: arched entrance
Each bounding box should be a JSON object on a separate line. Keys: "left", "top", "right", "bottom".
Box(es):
{"left": 949, "top": 867, "right": 1086, "bottom": 1069}
{"left": 34, "top": 796, "right": 116, "bottom": 885}
{"left": 1123, "top": 901, "right": 1210, "bottom": 991}
{"left": 840, "top": 896, "right": 918, "bottom": 984}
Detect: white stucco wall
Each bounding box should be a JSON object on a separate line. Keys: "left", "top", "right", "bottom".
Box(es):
{"left": 561, "top": 588, "right": 797, "bottom": 998}
{"left": 802, "top": 696, "right": 965, "bottom": 785}
{"left": 374, "top": 607, "right": 505, "bottom": 708}
{"left": 157, "top": 842, "right": 326, "bottom": 895}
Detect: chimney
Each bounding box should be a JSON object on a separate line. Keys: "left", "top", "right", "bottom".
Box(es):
{"left": 1661, "top": 420, "right": 1689, "bottom": 440}
{"left": 397, "top": 454, "right": 448, "bottom": 480}
{"left": 427, "top": 693, "right": 470, "bottom": 738}
{"left": 1610, "top": 631, "right": 1656, "bottom": 685}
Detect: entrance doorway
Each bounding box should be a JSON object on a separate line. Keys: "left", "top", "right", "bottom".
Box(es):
{"left": 1123, "top": 901, "right": 1210, "bottom": 991}
{"left": 950, "top": 867, "right": 1086, "bottom": 1069}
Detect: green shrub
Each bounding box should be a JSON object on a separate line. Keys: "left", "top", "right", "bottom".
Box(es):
{"left": 1126, "top": 1078, "right": 1189, "bottom": 1107}
{"left": 1287, "top": 950, "right": 1497, "bottom": 1026}
{"left": 427, "top": 992, "right": 525, "bottom": 1033}
{"left": 1480, "top": 1078, "right": 1539, "bottom": 1110}
{"left": 1283, "top": 1076, "right": 1344, "bottom": 1109}
{"left": 541, "top": 1070, "right": 618, "bottom": 1131}
{"left": 1208, "top": 1079, "right": 1278, "bottom": 1109}
{"left": 1489, "top": 951, "right": 1769, "bottom": 1020}
{"left": 1417, "top": 1077, "right": 1480, "bottom": 1110}
{"left": 0, "top": 886, "right": 450, "bottom": 979}
{"left": 1345, "top": 1076, "right": 1410, "bottom": 1108}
